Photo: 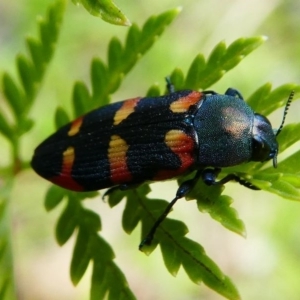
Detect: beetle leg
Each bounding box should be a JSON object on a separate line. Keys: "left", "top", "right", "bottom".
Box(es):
{"left": 202, "top": 90, "right": 218, "bottom": 95}
{"left": 202, "top": 168, "right": 259, "bottom": 190}
{"left": 139, "top": 171, "right": 202, "bottom": 249}
{"left": 224, "top": 88, "right": 244, "bottom": 100}
{"left": 165, "top": 76, "right": 175, "bottom": 93}
{"left": 218, "top": 174, "right": 260, "bottom": 190}
{"left": 102, "top": 183, "right": 140, "bottom": 200}
{"left": 140, "top": 167, "right": 259, "bottom": 249}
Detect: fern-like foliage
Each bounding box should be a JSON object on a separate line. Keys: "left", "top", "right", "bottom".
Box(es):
{"left": 44, "top": 8, "right": 181, "bottom": 300}
{"left": 56, "top": 7, "right": 181, "bottom": 121}
{"left": 2, "top": 2, "right": 300, "bottom": 299}
{"left": 170, "top": 36, "right": 267, "bottom": 91}
{"left": 1, "top": 0, "right": 66, "bottom": 166}
{"left": 72, "top": 0, "right": 131, "bottom": 26}
{"left": 44, "top": 28, "right": 300, "bottom": 299}
{"left": 0, "top": 1, "right": 66, "bottom": 299}
{"left": 105, "top": 37, "right": 300, "bottom": 300}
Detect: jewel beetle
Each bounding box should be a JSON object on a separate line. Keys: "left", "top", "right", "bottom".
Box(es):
{"left": 31, "top": 78, "right": 293, "bottom": 248}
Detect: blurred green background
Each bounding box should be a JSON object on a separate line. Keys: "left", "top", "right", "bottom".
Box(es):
{"left": 1, "top": 0, "right": 300, "bottom": 299}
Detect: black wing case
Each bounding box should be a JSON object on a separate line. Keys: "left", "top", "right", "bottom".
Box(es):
{"left": 31, "top": 90, "right": 204, "bottom": 191}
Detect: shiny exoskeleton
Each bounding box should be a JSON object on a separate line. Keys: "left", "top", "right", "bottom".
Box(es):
{"left": 31, "top": 79, "right": 293, "bottom": 248}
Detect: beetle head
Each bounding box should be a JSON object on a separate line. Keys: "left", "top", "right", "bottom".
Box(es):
{"left": 251, "top": 91, "right": 293, "bottom": 168}
{"left": 251, "top": 114, "right": 278, "bottom": 167}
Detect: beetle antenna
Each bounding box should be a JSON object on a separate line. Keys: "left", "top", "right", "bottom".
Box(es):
{"left": 165, "top": 76, "right": 175, "bottom": 94}
{"left": 276, "top": 90, "right": 294, "bottom": 136}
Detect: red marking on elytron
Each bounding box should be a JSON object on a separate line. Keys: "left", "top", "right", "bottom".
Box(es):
{"left": 50, "top": 146, "right": 83, "bottom": 191}
{"left": 113, "top": 97, "right": 141, "bottom": 125}
{"left": 154, "top": 130, "right": 195, "bottom": 180}
{"left": 68, "top": 116, "right": 83, "bottom": 136}
{"left": 108, "top": 135, "right": 132, "bottom": 184}
{"left": 169, "top": 91, "right": 203, "bottom": 113}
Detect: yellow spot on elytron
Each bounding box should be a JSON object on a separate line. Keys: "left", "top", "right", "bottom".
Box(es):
{"left": 108, "top": 135, "right": 132, "bottom": 183}
{"left": 169, "top": 91, "right": 202, "bottom": 113}
{"left": 108, "top": 135, "right": 129, "bottom": 158}
{"left": 68, "top": 117, "right": 83, "bottom": 136}
{"left": 154, "top": 129, "right": 195, "bottom": 181}
{"left": 62, "top": 147, "right": 75, "bottom": 170}
{"left": 113, "top": 98, "right": 141, "bottom": 125}
{"left": 164, "top": 130, "right": 185, "bottom": 148}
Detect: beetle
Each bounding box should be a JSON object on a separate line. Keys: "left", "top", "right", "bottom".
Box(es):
{"left": 31, "top": 78, "right": 293, "bottom": 248}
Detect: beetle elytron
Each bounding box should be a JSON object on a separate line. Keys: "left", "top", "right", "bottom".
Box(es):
{"left": 31, "top": 79, "right": 293, "bottom": 247}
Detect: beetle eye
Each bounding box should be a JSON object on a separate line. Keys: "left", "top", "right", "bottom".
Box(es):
{"left": 252, "top": 113, "right": 278, "bottom": 165}
{"left": 251, "top": 135, "right": 272, "bottom": 162}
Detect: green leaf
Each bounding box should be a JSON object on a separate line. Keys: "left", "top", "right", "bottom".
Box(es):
{"left": 2, "top": 73, "right": 25, "bottom": 119}
{"left": 16, "top": 54, "right": 36, "bottom": 99}
{"left": 0, "top": 112, "right": 14, "bottom": 141}
{"left": 224, "top": 36, "right": 267, "bottom": 66}
{"left": 0, "top": 2, "right": 66, "bottom": 299}
{"left": 122, "top": 193, "right": 142, "bottom": 234}
{"left": 277, "top": 123, "right": 300, "bottom": 153}
{"left": 206, "top": 195, "right": 245, "bottom": 236}
{"left": 108, "top": 186, "right": 149, "bottom": 235}
{"left": 91, "top": 259, "right": 136, "bottom": 300}
{"left": 72, "top": 81, "right": 91, "bottom": 117}
{"left": 181, "top": 238, "right": 221, "bottom": 283}
{"left": 128, "top": 184, "right": 240, "bottom": 299}
{"left": 44, "top": 186, "right": 65, "bottom": 211}
{"left": 18, "top": 118, "right": 34, "bottom": 136}
{"left": 124, "top": 24, "right": 140, "bottom": 56}
{"left": 106, "top": 188, "right": 125, "bottom": 208}
{"left": 248, "top": 83, "right": 300, "bottom": 116}
{"left": 87, "top": 8, "right": 180, "bottom": 110}
{"left": 90, "top": 260, "right": 107, "bottom": 300}
{"left": 56, "top": 197, "right": 79, "bottom": 245}
{"left": 81, "top": 209, "right": 101, "bottom": 231}
{"left": 160, "top": 240, "right": 181, "bottom": 276}
{"left": 181, "top": 238, "right": 240, "bottom": 300}
{"left": 74, "top": 191, "right": 99, "bottom": 201}
{"left": 91, "top": 58, "right": 109, "bottom": 105}
{"left": 159, "top": 218, "right": 189, "bottom": 239}
{"left": 121, "top": 7, "right": 181, "bottom": 83}
{"left": 281, "top": 174, "right": 300, "bottom": 188}
{"left": 0, "top": 239, "right": 7, "bottom": 264}
{"left": 70, "top": 226, "right": 92, "bottom": 285}
{"left": 272, "top": 150, "right": 300, "bottom": 174}
{"left": 72, "top": 0, "right": 131, "bottom": 26}
{"left": 92, "top": 235, "right": 115, "bottom": 262}
{"left": 38, "top": 0, "right": 65, "bottom": 62}
{"left": 1, "top": 0, "right": 66, "bottom": 148}
{"left": 90, "top": 236, "right": 136, "bottom": 300}
{"left": 139, "top": 8, "right": 182, "bottom": 56}
{"left": 262, "top": 177, "right": 300, "bottom": 201}
{"left": 170, "top": 68, "right": 185, "bottom": 90}
{"left": 26, "top": 37, "right": 44, "bottom": 76}
{"left": 183, "top": 36, "right": 267, "bottom": 90}
{"left": 146, "top": 84, "right": 161, "bottom": 97}
{"left": 253, "top": 152, "right": 300, "bottom": 201}
{"left": 108, "top": 37, "right": 123, "bottom": 72}
{"left": 246, "top": 82, "right": 272, "bottom": 111}
{"left": 184, "top": 177, "right": 246, "bottom": 237}
{"left": 0, "top": 278, "right": 9, "bottom": 300}
{"left": 207, "top": 41, "right": 227, "bottom": 68}
{"left": 39, "top": 19, "right": 52, "bottom": 61}
{"left": 55, "top": 107, "right": 70, "bottom": 129}
{"left": 0, "top": 181, "right": 15, "bottom": 300}
{"left": 0, "top": 200, "right": 5, "bottom": 220}
{"left": 185, "top": 54, "right": 206, "bottom": 90}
